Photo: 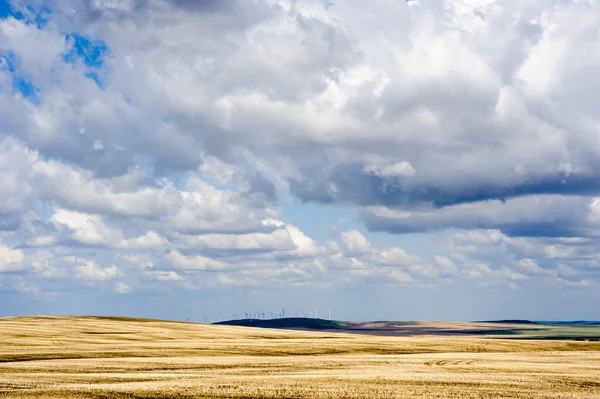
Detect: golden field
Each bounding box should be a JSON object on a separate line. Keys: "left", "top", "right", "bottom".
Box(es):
{"left": 1, "top": 316, "right": 599, "bottom": 398}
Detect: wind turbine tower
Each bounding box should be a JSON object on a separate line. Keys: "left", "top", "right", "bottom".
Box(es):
{"left": 328, "top": 310, "right": 331, "bottom": 321}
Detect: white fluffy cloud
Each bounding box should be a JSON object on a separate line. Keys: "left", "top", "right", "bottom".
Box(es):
{"left": 443, "top": 229, "right": 599, "bottom": 288}
{"left": 74, "top": 260, "right": 120, "bottom": 281}
{"left": 0, "top": 239, "right": 24, "bottom": 272}
{"left": 340, "top": 230, "right": 371, "bottom": 254}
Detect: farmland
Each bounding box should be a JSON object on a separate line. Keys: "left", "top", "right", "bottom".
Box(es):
{"left": 1, "top": 316, "right": 599, "bottom": 398}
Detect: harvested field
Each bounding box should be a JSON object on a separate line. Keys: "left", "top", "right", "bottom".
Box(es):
{"left": 1, "top": 316, "right": 599, "bottom": 398}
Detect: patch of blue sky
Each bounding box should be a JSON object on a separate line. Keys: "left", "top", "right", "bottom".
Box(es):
{"left": 64, "top": 33, "right": 110, "bottom": 88}
{"left": 283, "top": 197, "right": 458, "bottom": 261}
{"left": 34, "top": 200, "right": 56, "bottom": 221}
{"left": 1, "top": 235, "right": 22, "bottom": 249}
{"left": 30, "top": 4, "right": 50, "bottom": 28}
{"left": 165, "top": 171, "right": 192, "bottom": 192}
{"left": 132, "top": 154, "right": 156, "bottom": 177}
{"left": 4, "top": 4, "right": 95, "bottom": 72}
{"left": 132, "top": 155, "right": 192, "bottom": 192}
{"left": 0, "top": 51, "right": 40, "bottom": 104}
{"left": 0, "top": 0, "right": 50, "bottom": 27}
{"left": 0, "top": 2, "right": 50, "bottom": 103}
{"left": 13, "top": 75, "right": 39, "bottom": 102}
{"left": 363, "top": 228, "right": 458, "bottom": 262}
{"left": 282, "top": 201, "right": 361, "bottom": 242}
{"left": 64, "top": 34, "right": 108, "bottom": 68}
{"left": 83, "top": 71, "right": 104, "bottom": 87}
{"left": 0, "top": 0, "right": 11, "bottom": 18}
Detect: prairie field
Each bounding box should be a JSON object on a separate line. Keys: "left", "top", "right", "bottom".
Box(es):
{"left": 1, "top": 316, "right": 599, "bottom": 398}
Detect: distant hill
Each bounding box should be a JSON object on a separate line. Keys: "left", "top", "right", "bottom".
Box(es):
{"left": 215, "top": 318, "right": 346, "bottom": 330}
{"left": 482, "top": 320, "right": 600, "bottom": 326}
{"left": 215, "top": 318, "right": 600, "bottom": 341}
{"left": 477, "top": 319, "right": 600, "bottom": 326}
{"left": 539, "top": 321, "right": 600, "bottom": 326}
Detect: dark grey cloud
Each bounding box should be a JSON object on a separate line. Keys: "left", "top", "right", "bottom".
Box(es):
{"left": 361, "top": 195, "right": 597, "bottom": 238}
{"left": 58, "top": 0, "right": 247, "bottom": 25}
{"left": 292, "top": 163, "right": 600, "bottom": 209}
{"left": 168, "top": 0, "right": 237, "bottom": 12}
{"left": 243, "top": 172, "right": 278, "bottom": 205}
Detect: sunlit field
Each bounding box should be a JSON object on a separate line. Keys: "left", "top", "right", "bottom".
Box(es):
{"left": 1, "top": 316, "right": 599, "bottom": 398}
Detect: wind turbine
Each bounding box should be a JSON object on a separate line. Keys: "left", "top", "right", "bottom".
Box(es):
{"left": 328, "top": 310, "right": 331, "bottom": 321}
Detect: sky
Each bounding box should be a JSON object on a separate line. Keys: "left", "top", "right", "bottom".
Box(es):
{"left": 1, "top": 0, "right": 600, "bottom": 322}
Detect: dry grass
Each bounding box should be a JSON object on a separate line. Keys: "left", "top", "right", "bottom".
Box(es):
{"left": 1, "top": 316, "right": 599, "bottom": 398}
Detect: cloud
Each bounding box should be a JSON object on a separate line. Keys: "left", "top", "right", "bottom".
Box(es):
{"left": 114, "top": 281, "right": 131, "bottom": 294}
{"left": 119, "top": 231, "right": 169, "bottom": 250}
{"left": 7, "top": 0, "right": 600, "bottom": 215}
{"left": 74, "top": 260, "right": 120, "bottom": 281}
{"left": 0, "top": 137, "right": 277, "bottom": 239}
{"left": 166, "top": 0, "right": 238, "bottom": 12}
{"left": 340, "top": 230, "right": 371, "bottom": 254}
{"left": 173, "top": 228, "right": 295, "bottom": 252}
{"left": 50, "top": 208, "right": 124, "bottom": 247}
{"left": 327, "top": 229, "right": 457, "bottom": 285}
{"left": 435, "top": 256, "right": 458, "bottom": 275}
{"left": 48, "top": 208, "right": 168, "bottom": 249}
{"left": 1, "top": 0, "right": 600, "bottom": 307}
{"left": 442, "top": 229, "right": 600, "bottom": 288}
{"left": 167, "top": 250, "right": 228, "bottom": 271}
{"left": 0, "top": 238, "right": 24, "bottom": 272}
{"left": 361, "top": 195, "right": 600, "bottom": 237}
{"left": 363, "top": 161, "right": 416, "bottom": 178}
